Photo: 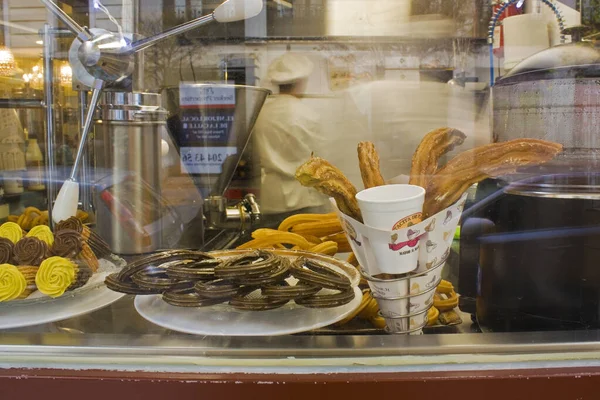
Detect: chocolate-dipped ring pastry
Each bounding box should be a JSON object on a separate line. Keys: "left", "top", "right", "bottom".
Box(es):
{"left": 117, "top": 250, "right": 214, "bottom": 281}
{"left": 52, "top": 229, "right": 83, "bottom": 258}
{"left": 165, "top": 258, "right": 220, "bottom": 280}
{"left": 291, "top": 257, "right": 351, "bottom": 291}
{"left": 162, "top": 286, "right": 225, "bottom": 307}
{"left": 235, "top": 257, "right": 291, "bottom": 286}
{"left": 229, "top": 287, "right": 290, "bottom": 311}
{"left": 87, "top": 232, "right": 112, "bottom": 258}
{"left": 131, "top": 266, "right": 180, "bottom": 291}
{"left": 105, "top": 273, "right": 162, "bottom": 295}
{"left": 215, "top": 250, "right": 280, "bottom": 279}
{"left": 194, "top": 279, "right": 240, "bottom": 300}
{"left": 14, "top": 237, "right": 49, "bottom": 266}
{"left": 0, "top": 238, "right": 14, "bottom": 264}
{"left": 295, "top": 287, "right": 355, "bottom": 308}
{"left": 261, "top": 281, "right": 321, "bottom": 301}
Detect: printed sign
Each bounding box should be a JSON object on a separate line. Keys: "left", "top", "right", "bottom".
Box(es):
{"left": 180, "top": 146, "right": 237, "bottom": 174}
{"left": 178, "top": 83, "right": 237, "bottom": 174}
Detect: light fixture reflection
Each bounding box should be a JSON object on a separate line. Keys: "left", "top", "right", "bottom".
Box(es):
{"left": 0, "top": 46, "right": 16, "bottom": 77}
{"left": 60, "top": 63, "right": 72, "bottom": 86}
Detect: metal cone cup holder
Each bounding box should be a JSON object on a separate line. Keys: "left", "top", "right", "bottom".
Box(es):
{"left": 331, "top": 192, "right": 467, "bottom": 334}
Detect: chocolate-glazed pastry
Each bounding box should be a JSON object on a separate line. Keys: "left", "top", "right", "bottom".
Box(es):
{"left": 88, "top": 233, "right": 111, "bottom": 258}
{"left": 291, "top": 257, "right": 351, "bottom": 291}
{"left": 162, "top": 286, "right": 225, "bottom": 307}
{"left": 0, "top": 238, "right": 14, "bottom": 264}
{"left": 165, "top": 258, "right": 220, "bottom": 281}
{"left": 52, "top": 229, "right": 83, "bottom": 258}
{"left": 56, "top": 217, "right": 84, "bottom": 234}
{"left": 234, "top": 257, "right": 291, "bottom": 286}
{"left": 105, "top": 273, "right": 162, "bottom": 295}
{"left": 131, "top": 266, "right": 181, "bottom": 291}
{"left": 194, "top": 279, "right": 241, "bottom": 300}
{"left": 56, "top": 217, "right": 111, "bottom": 258}
{"left": 215, "top": 250, "right": 281, "bottom": 279}
{"left": 14, "top": 237, "right": 49, "bottom": 266}
{"left": 295, "top": 287, "right": 355, "bottom": 308}
{"left": 118, "top": 250, "right": 215, "bottom": 281}
{"left": 261, "top": 281, "right": 321, "bottom": 301}
{"left": 229, "top": 287, "right": 290, "bottom": 311}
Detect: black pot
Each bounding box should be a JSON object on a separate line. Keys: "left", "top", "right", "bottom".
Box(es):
{"left": 461, "top": 173, "right": 600, "bottom": 332}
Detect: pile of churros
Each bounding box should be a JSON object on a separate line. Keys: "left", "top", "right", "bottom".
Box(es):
{"left": 8, "top": 207, "right": 89, "bottom": 231}
{"left": 295, "top": 127, "right": 563, "bottom": 220}
{"left": 236, "top": 213, "right": 351, "bottom": 256}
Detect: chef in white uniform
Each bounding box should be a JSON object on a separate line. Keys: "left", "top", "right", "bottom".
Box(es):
{"left": 253, "top": 53, "right": 329, "bottom": 219}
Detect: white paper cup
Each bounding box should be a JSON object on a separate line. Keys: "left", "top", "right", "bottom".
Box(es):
{"left": 356, "top": 184, "right": 425, "bottom": 231}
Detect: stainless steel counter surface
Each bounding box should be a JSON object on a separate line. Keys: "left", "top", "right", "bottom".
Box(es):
{"left": 2, "top": 295, "right": 600, "bottom": 374}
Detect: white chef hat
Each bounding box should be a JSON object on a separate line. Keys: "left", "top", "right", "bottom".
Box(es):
{"left": 267, "top": 53, "right": 314, "bottom": 85}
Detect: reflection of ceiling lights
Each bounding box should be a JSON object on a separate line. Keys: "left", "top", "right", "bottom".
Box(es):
{"left": 60, "top": 63, "right": 72, "bottom": 86}
{"left": 23, "top": 61, "right": 72, "bottom": 89}
{"left": 0, "top": 46, "right": 16, "bottom": 77}
{"left": 24, "top": 62, "right": 44, "bottom": 90}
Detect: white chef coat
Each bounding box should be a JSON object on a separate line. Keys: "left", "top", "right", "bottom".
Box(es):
{"left": 253, "top": 94, "right": 329, "bottom": 214}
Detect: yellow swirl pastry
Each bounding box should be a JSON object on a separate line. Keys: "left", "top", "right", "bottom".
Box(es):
{"left": 36, "top": 256, "right": 91, "bottom": 298}
{"left": 26, "top": 225, "right": 55, "bottom": 246}
{"left": 0, "top": 264, "right": 31, "bottom": 301}
{"left": 0, "top": 222, "right": 23, "bottom": 244}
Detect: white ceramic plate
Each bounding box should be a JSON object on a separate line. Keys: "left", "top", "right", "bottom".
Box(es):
{"left": 134, "top": 249, "right": 362, "bottom": 336}
{"left": 0, "top": 257, "right": 126, "bottom": 330}
{"left": 0, "top": 283, "right": 125, "bottom": 330}
{"left": 135, "top": 285, "right": 361, "bottom": 336}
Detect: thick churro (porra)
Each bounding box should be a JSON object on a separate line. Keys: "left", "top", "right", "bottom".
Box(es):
{"left": 409, "top": 127, "right": 466, "bottom": 189}
{"left": 358, "top": 141, "right": 386, "bottom": 189}
{"left": 296, "top": 156, "right": 363, "bottom": 221}
{"left": 423, "top": 139, "right": 563, "bottom": 217}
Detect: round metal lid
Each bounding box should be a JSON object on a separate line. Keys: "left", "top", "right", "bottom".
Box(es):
{"left": 496, "top": 43, "right": 600, "bottom": 85}
{"left": 504, "top": 173, "right": 600, "bottom": 199}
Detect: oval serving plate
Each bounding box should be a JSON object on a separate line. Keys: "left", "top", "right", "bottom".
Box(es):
{"left": 134, "top": 249, "right": 362, "bottom": 336}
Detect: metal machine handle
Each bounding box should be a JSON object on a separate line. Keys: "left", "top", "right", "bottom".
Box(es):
{"left": 127, "top": 14, "right": 215, "bottom": 54}
{"left": 126, "top": 0, "right": 262, "bottom": 54}
{"left": 70, "top": 79, "right": 104, "bottom": 180}
{"left": 39, "top": 0, "right": 92, "bottom": 41}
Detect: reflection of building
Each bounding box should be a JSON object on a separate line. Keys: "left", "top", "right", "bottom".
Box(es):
{"left": 174, "top": 0, "right": 203, "bottom": 19}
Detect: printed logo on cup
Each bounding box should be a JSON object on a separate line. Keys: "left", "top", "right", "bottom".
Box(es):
{"left": 392, "top": 212, "right": 422, "bottom": 230}
{"left": 388, "top": 231, "right": 423, "bottom": 254}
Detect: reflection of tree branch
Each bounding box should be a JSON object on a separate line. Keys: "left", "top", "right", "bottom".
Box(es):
{"left": 139, "top": 16, "right": 184, "bottom": 90}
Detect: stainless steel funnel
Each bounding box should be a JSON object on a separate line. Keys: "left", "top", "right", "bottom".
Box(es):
{"left": 163, "top": 84, "right": 271, "bottom": 197}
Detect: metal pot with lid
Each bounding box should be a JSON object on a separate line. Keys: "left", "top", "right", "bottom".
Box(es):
{"left": 493, "top": 42, "right": 600, "bottom": 168}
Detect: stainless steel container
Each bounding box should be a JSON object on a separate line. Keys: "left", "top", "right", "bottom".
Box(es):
{"left": 93, "top": 92, "right": 170, "bottom": 254}
{"left": 493, "top": 43, "right": 600, "bottom": 167}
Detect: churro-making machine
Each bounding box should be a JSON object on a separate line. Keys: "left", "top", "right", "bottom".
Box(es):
{"left": 35, "top": 0, "right": 268, "bottom": 255}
